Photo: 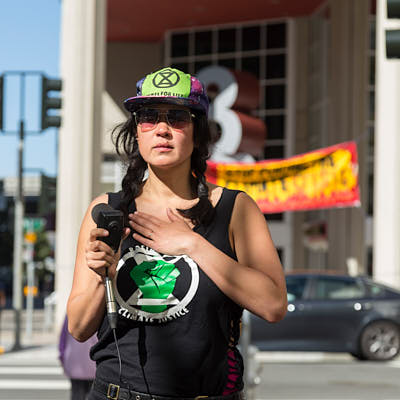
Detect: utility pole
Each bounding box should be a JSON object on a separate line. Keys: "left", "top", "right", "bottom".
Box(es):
{"left": 11, "top": 119, "right": 25, "bottom": 351}
{"left": 11, "top": 74, "right": 27, "bottom": 351}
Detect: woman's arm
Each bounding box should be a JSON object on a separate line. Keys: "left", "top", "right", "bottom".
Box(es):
{"left": 189, "top": 192, "right": 287, "bottom": 322}
{"left": 67, "top": 194, "right": 128, "bottom": 341}
{"left": 129, "top": 192, "right": 287, "bottom": 322}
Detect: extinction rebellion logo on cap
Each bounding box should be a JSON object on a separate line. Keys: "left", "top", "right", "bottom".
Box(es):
{"left": 113, "top": 245, "right": 199, "bottom": 323}
{"left": 142, "top": 67, "right": 191, "bottom": 98}
{"left": 152, "top": 69, "right": 180, "bottom": 88}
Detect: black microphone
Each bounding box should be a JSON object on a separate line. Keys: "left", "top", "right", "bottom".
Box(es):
{"left": 91, "top": 203, "right": 124, "bottom": 330}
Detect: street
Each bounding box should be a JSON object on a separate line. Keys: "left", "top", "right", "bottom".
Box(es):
{"left": 0, "top": 346, "right": 400, "bottom": 400}
{"left": 254, "top": 352, "right": 400, "bottom": 400}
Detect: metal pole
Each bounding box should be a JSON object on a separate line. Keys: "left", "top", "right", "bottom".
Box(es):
{"left": 25, "top": 242, "right": 35, "bottom": 341}
{"left": 240, "top": 310, "right": 251, "bottom": 392}
{"left": 11, "top": 119, "right": 24, "bottom": 351}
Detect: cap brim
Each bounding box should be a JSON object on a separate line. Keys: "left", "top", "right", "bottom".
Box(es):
{"left": 123, "top": 96, "right": 205, "bottom": 114}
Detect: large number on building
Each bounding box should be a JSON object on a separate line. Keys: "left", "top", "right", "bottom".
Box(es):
{"left": 197, "top": 66, "right": 266, "bottom": 161}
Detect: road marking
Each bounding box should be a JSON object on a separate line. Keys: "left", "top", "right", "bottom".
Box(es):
{"left": 256, "top": 352, "right": 399, "bottom": 364}
{"left": 255, "top": 352, "right": 352, "bottom": 363}
{"left": 386, "top": 360, "right": 400, "bottom": 368}
{"left": 0, "top": 366, "right": 64, "bottom": 374}
{"left": 0, "top": 380, "right": 70, "bottom": 389}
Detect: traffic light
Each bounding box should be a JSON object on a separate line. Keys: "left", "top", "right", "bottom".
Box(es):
{"left": 39, "top": 174, "right": 57, "bottom": 230}
{"left": 41, "top": 75, "right": 62, "bottom": 130}
{"left": 386, "top": 0, "right": 400, "bottom": 58}
{"left": 0, "top": 75, "right": 3, "bottom": 131}
{"left": 39, "top": 175, "right": 57, "bottom": 215}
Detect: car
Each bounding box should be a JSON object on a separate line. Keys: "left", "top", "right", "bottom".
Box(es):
{"left": 250, "top": 272, "right": 400, "bottom": 361}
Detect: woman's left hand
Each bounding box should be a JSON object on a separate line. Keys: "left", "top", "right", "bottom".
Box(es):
{"left": 128, "top": 208, "right": 198, "bottom": 255}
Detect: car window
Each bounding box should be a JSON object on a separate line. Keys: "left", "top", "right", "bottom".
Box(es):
{"left": 313, "top": 277, "right": 365, "bottom": 300}
{"left": 286, "top": 276, "right": 308, "bottom": 301}
{"left": 365, "top": 282, "right": 400, "bottom": 298}
{"left": 365, "top": 283, "right": 386, "bottom": 298}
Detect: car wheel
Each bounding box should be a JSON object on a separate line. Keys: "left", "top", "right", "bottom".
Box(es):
{"left": 360, "top": 321, "right": 400, "bottom": 361}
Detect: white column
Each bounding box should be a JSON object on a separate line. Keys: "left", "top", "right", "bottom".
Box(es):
{"left": 55, "top": 0, "right": 106, "bottom": 331}
{"left": 373, "top": 1, "right": 400, "bottom": 287}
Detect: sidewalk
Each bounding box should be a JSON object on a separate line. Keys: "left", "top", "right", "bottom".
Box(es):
{"left": 0, "top": 342, "right": 59, "bottom": 365}
{"left": 0, "top": 325, "right": 60, "bottom": 371}
{"left": 0, "top": 308, "right": 58, "bottom": 357}
{"left": 0, "top": 329, "right": 57, "bottom": 351}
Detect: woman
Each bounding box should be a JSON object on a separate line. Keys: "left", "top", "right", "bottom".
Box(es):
{"left": 67, "top": 67, "right": 287, "bottom": 400}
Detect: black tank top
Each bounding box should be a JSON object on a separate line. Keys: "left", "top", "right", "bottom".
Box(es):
{"left": 90, "top": 188, "right": 244, "bottom": 396}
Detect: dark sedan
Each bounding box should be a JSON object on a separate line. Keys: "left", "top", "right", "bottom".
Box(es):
{"left": 251, "top": 273, "right": 400, "bottom": 361}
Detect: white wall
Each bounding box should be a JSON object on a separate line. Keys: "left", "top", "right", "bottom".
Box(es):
{"left": 55, "top": 0, "right": 106, "bottom": 331}
{"left": 373, "top": 0, "right": 400, "bottom": 287}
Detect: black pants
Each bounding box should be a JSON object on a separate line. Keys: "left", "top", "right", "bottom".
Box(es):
{"left": 70, "top": 379, "right": 94, "bottom": 400}
{"left": 87, "top": 387, "right": 103, "bottom": 400}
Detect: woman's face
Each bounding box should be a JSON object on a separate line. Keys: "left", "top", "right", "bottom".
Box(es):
{"left": 135, "top": 104, "right": 194, "bottom": 170}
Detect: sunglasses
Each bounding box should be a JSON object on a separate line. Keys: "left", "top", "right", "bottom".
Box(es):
{"left": 134, "top": 108, "right": 195, "bottom": 131}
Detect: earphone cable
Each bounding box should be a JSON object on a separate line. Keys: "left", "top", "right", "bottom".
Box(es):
{"left": 112, "top": 327, "right": 123, "bottom": 383}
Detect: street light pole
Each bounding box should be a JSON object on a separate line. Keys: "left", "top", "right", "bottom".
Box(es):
{"left": 11, "top": 119, "right": 24, "bottom": 351}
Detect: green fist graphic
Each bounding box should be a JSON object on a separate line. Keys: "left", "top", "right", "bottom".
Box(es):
{"left": 130, "top": 259, "right": 180, "bottom": 313}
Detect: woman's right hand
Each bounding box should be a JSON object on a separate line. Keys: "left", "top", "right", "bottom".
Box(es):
{"left": 68, "top": 194, "right": 130, "bottom": 341}
{"left": 85, "top": 227, "right": 130, "bottom": 280}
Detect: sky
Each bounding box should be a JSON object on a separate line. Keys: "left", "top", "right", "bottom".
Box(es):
{"left": 0, "top": 0, "right": 61, "bottom": 179}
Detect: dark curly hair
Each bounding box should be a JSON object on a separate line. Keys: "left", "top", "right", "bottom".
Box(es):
{"left": 112, "top": 110, "right": 215, "bottom": 227}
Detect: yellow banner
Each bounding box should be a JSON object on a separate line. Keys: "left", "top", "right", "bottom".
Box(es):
{"left": 206, "top": 142, "right": 360, "bottom": 213}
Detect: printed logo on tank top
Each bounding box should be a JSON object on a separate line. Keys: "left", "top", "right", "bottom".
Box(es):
{"left": 113, "top": 245, "right": 199, "bottom": 323}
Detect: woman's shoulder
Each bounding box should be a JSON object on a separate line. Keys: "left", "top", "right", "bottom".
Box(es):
{"left": 78, "top": 193, "right": 110, "bottom": 235}
{"left": 207, "top": 184, "right": 254, "bottom": 210}
{"left": 85, "top": 193, "right": 110, "bottom": 218}
{"left": 208, "top": 183, "right": 250, "bottom": 201}
{"left": 230, "top": 190, "right": 264, "bottom": 228}
{"left": 88, "top": 191, "right": 124, "bottom": 208}
{"left": 90, "top": 193, "right": 109, "bottom": 207}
